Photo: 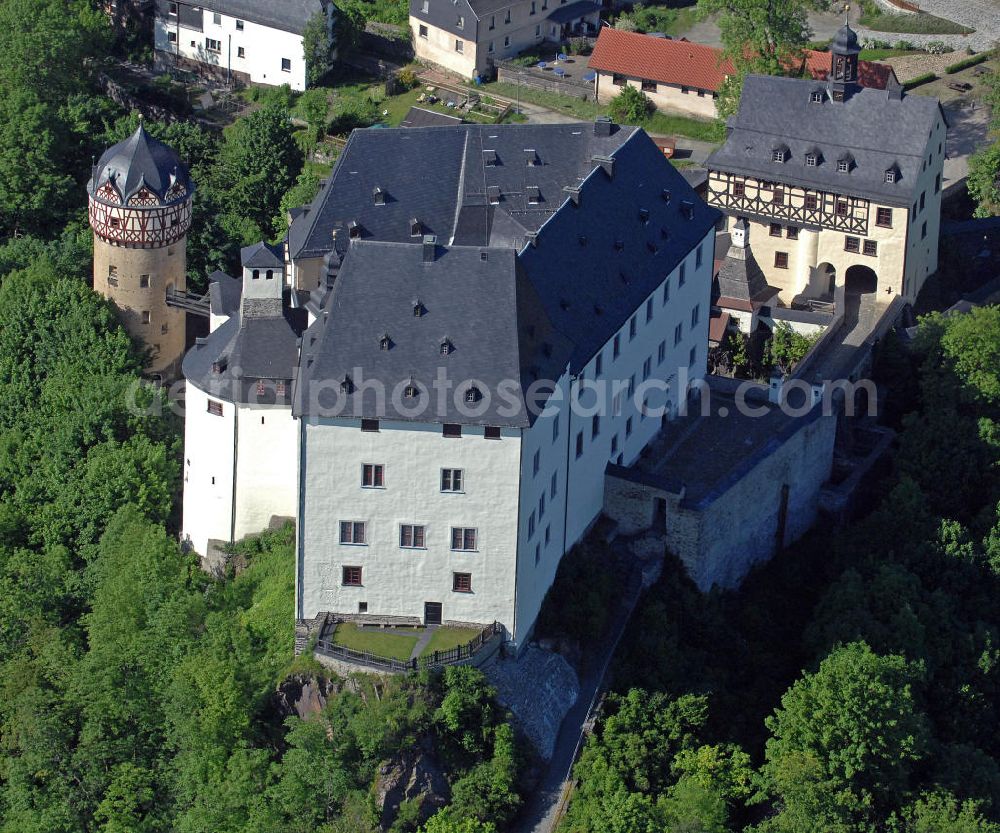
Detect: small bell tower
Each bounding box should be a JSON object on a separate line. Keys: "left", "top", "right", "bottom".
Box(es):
{"left": 829, "top": 17, "right": 861, "bottom": 101}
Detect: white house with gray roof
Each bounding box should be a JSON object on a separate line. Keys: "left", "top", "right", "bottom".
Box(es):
{"left": 154, "top": 0, "right": 335, "bottom": 90}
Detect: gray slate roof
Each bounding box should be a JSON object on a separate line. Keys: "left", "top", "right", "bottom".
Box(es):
{"left": 89, "top": 124, "right": 193, "bottom": 205}
{"left": 295, "top": 242, "right": 573, "bottom": 426}
{"left": 400, "top": 106, "right": 465, "bottom": 128}
{"left": 288, "top": 122, "right": 642, "bottom": 260}
{"left": 241, "top": 240, "right": 285, "bottom": 269}
{"left": 193, "top": 0, "right": 328, "bottom": 34}
{"left": 715, "top": 246, "right": 774, "bottom": 304}
{"left": 208, "top": 270, "right": 242, "bottom": 318}
{"left": 546, "top": 0, "right": 600, "bottom": 23}
{"left": 706, "top": 74, "right": 945, "bottom": 206}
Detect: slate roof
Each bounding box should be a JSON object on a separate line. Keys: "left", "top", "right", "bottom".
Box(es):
{"left": 588, "top": 28, "right": 894, "bottom": 93}
{"left": 706, "top": 74, "right": 945, "bottom": 205}
{"left": 294, "top": 242, "right": 573, "bottom": 425}
{"left": 241, "top": 240, "right": 285, "bottom": 269}
{"left": 287, "top": 122, "right": 642, "bottom": 260}
{"left": 208, "top": 270, "right": 242, "bottom": 318}
{"left": 89, "top": 124, "right": 193, "bottom": 206}
{"left": 545, "top": 0, "right": 600, "bottom": 23}
{"left": 193, "top": 0, "right": 328, "bottom": 34}
{"left": 184, "top": 290, "right": 308, "bottom": 404}
{"left": 400, "top": 106, "right": 464, "bottom": 128}
{"left": 715, "top": 244, "right": 776, "bottom": 305}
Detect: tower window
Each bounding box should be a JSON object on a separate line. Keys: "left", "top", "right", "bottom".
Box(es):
{"left": 453, "top": 572, "right": 473, "bottom": 592}
{"left": 774, "top": 252, "right": 789, "bottom": 269}
{"left": 139, "top": 274, "right": 150, "bottom": 288}
{"left": 141, "top": 311, "right": 150, "bottom": 324}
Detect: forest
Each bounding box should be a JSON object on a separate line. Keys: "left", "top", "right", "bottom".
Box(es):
{"left": 3, "top": 1, "right": 1000, "bottom": 832}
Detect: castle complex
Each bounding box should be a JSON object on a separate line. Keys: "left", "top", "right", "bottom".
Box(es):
{"left": 87, "top": 22, "right": 946, "bottom": 655}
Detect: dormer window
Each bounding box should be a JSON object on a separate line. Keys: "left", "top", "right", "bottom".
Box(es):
{"left": 373, "top": 187, "right": 386, "bottom": 206}
{"left": 348, "top": 220, "right": 360, "bottom": 238}
{"left": 681, "top": 201, "right": 695, "bottom": 220}
{"left": 456, "top": 14, "right": 464, "bottom": 27}
{"left": 638, "top": 207, "right": 649, "bottom": 224}
{"left": 526, "top": 185, "right": 540, "bottom": 204}
{"left": 341, "top": 375, "right": 354, "bottom": 393}
{"left": 483, "top": 149, "right": 497, "bottom": 166}
{"left": 465, "top": 386, "right": 481, "bottom": 403}
{"left": 413, "top": 300, "right": 425, "bottom": 317}
{"left": 578, "top": 234, "right": 587, "bottom": 246}
{"left": 379, "top": 334, "right": 392, "bottom": 351}
{"left": 524, "top": 148, "right": 538, "bottom": 166}
{"left": 410, "top": 217, "right": 421, "bottom": 236}
{"left": 810, "top": 90, "right": 824, "bottom": 103}
{"left": 404, "top": 382, "right": 419, "bottom": 398}
{"left": 440, "top": 338, "right": 453, "bottom": 356}
{"left": 487, "top": 185, "right": 501, "bottom": 204}
{"left": 771, "top": 145, "right": 789, "bottom": 163}
{"left": 661, "top": 188, "right": 671, "bottom": 203}
{"left": 805, "top": 151, "right": 820, "bottom": 167}
{"left": 884, "top": 168, "right": 898, "bottom": 183}
{"left": 837, "top": 156, "right": 852, "bottom": 173}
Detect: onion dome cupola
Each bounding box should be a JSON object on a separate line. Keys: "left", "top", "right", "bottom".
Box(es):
{"left": 87, "top": 123, "right": 195, "bottom": 247}
{"left": 829, "top": 19, "right": 861, "bottom": 101}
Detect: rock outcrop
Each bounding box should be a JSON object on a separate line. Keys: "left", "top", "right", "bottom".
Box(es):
{"left": 272, "top": 674, "right": 340, "bottom": 721}
{"left": 373, "top": 738, "right": 450, "bottom": 831}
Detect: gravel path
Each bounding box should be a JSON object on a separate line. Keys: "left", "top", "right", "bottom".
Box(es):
{"left": 855, "top": 0, "right": 999, "bottom": 52}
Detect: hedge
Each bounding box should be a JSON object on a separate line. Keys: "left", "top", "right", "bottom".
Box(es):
{"left": 944, "top": 52, "right": 992, "bottom": 74}
{"left": 903, "top": 71, "right": 937, "bottom": 89}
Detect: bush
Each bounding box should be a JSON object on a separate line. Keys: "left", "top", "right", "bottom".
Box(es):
{"left": 608, "top": 84, "right": 652, "bottom": 125}
{"left": 893, "top": 39, "right": 915, "bottom": 50}
{"left": 904, "top": 71, "right": 937, "bottom": 89}
{"left": 396, "top": 67, "right": 418, "bottom": 88}
{"left": 925, "top": 40, "right": 951, "bottom": 55}
{"left": 944, "top": 52, "right": 991, "bottom": 73}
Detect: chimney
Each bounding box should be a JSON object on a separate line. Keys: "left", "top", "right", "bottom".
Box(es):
{"left": 594, "top": 116, "right": 614, "bottom": 137}
{"left": 564, "top": 184, "right": 581, "bottom": 205}
{"left": 422, "top": 234, "right": 438, "bottom": 263}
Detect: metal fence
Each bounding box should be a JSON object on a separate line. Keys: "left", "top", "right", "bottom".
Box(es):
{"left": 314, "top": 620, "right": 503, "bottom": 673}
{"left": 497, "top": 63, "right": 596, "bottom": 101}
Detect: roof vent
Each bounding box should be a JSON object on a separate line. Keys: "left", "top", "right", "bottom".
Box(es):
{"left": 681, "top": 200, "right": 695, "bottom": 220}
{"left": 379, "top": 333, "right": 393, "bottom": 351}
{"left": 524, "top": 148, "right": 538, "bottom": 166}
{"left": 638, "top": 208, "right": 650, "bottom": 224}
{"left": 578, "top": 234, "right": 587, "bottom": 246}
{"left": 594, "top": 116, "right": 614, "bottom": 137}
{"left": 373, "top": 186, "right": 386, "bottom": 206}
{"left": 614, "top": 240, "right": 624, "bottom": 252}
{"left": 487, "top": 185, "right": 501, "bottom": 204}
{"left": 340, "top": 374, "right": 354, "bottom": 393}
{"left": 422, "top": 234, "right": 438, "bottom": 262}
{"left": 410, "top": 217, "right": 422, "bottom": 237}
{"left": 592, "top": 155, "right": 615, "bottom": 178}
{"left": 593, "top": 304, "right": 603, "bottom": 315}
{"left": 413, "top": 300, "right": 425, "bottom": 317}
{"left": 483, "top": 149, "right": 497, "bottom": 166}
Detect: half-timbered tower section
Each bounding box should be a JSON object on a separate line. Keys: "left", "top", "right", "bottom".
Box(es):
{"left": 706, "top": 22, "right": 946, "bottom": 308}
{"left": 88, "top": 124, "right": 194, "bottom": 380}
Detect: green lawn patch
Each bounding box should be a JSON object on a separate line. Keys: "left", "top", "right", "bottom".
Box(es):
{"left": 858, "top": 11, "right": 973, "bottom": 35}
{"left": 419, "top": 626, "right": 484, "bottom": 658}
{"left": 858, "top": 47, "right": 923, "bottom": 60}
{"left": 332, "top": 623, "right": 419, "bottom": 661}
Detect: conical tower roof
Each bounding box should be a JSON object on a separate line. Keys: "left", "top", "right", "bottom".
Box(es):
{"left": 89, "top": 122, "right": 193, "bottom": 206}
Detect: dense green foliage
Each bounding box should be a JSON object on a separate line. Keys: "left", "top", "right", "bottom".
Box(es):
{"left": 608, "top": 85, "right": 654, "bottom": 126}
{"left": 969, "top": 66, "right": 1000, "bottom": 218}
{"left": 565, "top": 306, "right": 1000, "bottom": 832}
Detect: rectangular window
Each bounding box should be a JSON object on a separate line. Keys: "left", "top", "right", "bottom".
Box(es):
{"left": 205, "top": 37, "right": 221, "bottom": 52}
{"left": 451, "top": 528, "right": 477, "bottom": 551}
{"left": 863, "top": 239, "right": 878, "bottom": 257}
{"left": 235, "top": 19, "right": 244, "bottom": 29}
{"left": 212, "top": 12, "right": 221, "bottom": 24}
{"left": 167, "top": 31, "right": 177, "bottom": 43}
{"left": 533, "top": 449, "right": 541, "bottom": 475}
{"left": 774, "top": 251, "right": 789, "bottom": 269}
{"left": 689, "top": 346, "right": 697, "bottom": 367}
{"left": 141, "top": 310, "right": 150, "bottom": 324}
{"left": 612, "top": 73, "right": 625, "bottom": 87}
{"left": 139, "top": 273, "right": 151, "bottom": 288}
{"left": 658, "top": 340, "right": 666, "bottom": 364}
{"left": 489, "top": 14, "right": 494, "bottom": 28}
{"left": 787, "top": 226, "right": 799, "bottom": 240}
{"left": 674, "top": 323, "right": 682, "bottom": 346}
{"left": 625, "top": 416, "right": 633, "bottom": 437}
{"left": 361, "top": 463, "right": 384, "bottom": 488}
{"left": 935, "top": 173, "right": 941, "bottom": 194}
{"left": 696, "top": 244, "right": 703, "bottom": 268}
{"left": 550, "top": 472, "right": 558, "bottom": 499}
{"left": 237, "top": 46, "right": 245, "bottom": 58}
{"left": 921, "top": 221, "right": 927, "bottom": 240}
{"left": 538, "top": 493, "right": 545, "bottom": 519}
{"left": 453, "top": 572, "right": 472, "bottom": 592}
{"left": 836, "top": 200, "right": 849, "bottom": 217}
{"left": 691, "top": 304, "right": 699, "bottom": 327}
{"left": 920, "top": 191, "right": 926, "bottom": 212}
{"left": 342, "top": 566, "right": 363, "bottom": 586}
{"left": 805, "top": 194, "right": 818, "bottom": 210}
{"left": 642, "top": 356, "right": 651, "bottom": 380}
{"left": 595, "top": 350, "right": 603, "bottom": 377}
{"left": 419, "top": 23, "right": 428, "bottom": 38}
{"left": 339, "top": 521, "right": 366, "bottom": 545}
{"left": 504, "top": 35, "right": 510, "bottom": 46}
{"left": 488, "top": 40, "right": 494, "bottom": 52}
{"left": 455, "top": 39, "right": 463, "bottom": 53}
{"left": 575, "top": 432, "right": 583, "bottom": 458}
{"left": 769, "top": 223, "right": 782, "bottom": 237}
{"left": 361, "top": 418, "right": 379, "bottom": 432}
{"left": 641, "top": 79, "right": 656, "bottom": 92}
{"left": 662, "top": 278, "right": 670, "bottom": 305}
{"left": 772, "top": 188, "right": 784, "bottom": 206}
{"left": 207, "top": 400, "right": 223, "bottom": 416}
{"left": 528, "top": 512, "right": 535, "bottom": 538}
{"left": 484, "top": 426, "right": 501, "bottom": 439}
{"left": 679, "top": 262, "right": 686, "bottom": 286}
{"left": 876, "top": 207, "right": 892, "bottom": 228}
{"left": 612, "top": 390, "right": 623, "bottom": 417}
{"left": 281, "top": 58, "right": 291, "bottom": 72}
{"left": 441, "top": 468, "right": 464, "bottom": 492}
{"left": 844, "top": 236, "right": 860, "bottom": 253}
{"left": 611, "top": 434, "right": 619, "bottom": 455}
{"left": 591, "top": 414, "right": 600, "bottom": 438}
{"left": 646, "top": 298, "right": 654, "bottom": 322}
{"left": 552, "top": 416, "right": 559, "bottom": 443}
{"left": 400, "top": 524, "right": 426, "bottom": 548}
{"left": 629, "top": 315, "right": 637, "bottom": 340}
{"left": 443, "top": 423, "right": 462, "bottom": 438}
{"left": 457, "top": 14, "right": 464, "bottom": 27}
{"left": 613, "top": 334, "right": 621, "bottom": 359}
{"left": 168, "top": 1, "right": 177, "bottom": 14}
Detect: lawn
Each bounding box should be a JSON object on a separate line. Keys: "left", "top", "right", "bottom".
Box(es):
{"left": 858, "top": 48, "right": 925, "bottom": 61}
{"left": 419, "top": 626, "right": 484, "bottom": 658}
{"left": 331, "top": 622, "right": 419, "bottom": 661}
{"left": 858, "top": 10, "right": 974, "bottom": 35}
{"left": 479, "top": 81, "right": 721, "bottom": 142}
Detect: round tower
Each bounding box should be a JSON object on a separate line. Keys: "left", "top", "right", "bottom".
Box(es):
{"left": 88, "top": 123, "right": 194, "bottom": 381}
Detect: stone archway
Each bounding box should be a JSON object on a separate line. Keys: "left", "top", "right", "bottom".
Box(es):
{"left": 807, "top": 261, "right": 836, "bottom": 299}
{"left": 845, "top": 264, "right": 877, "bottom": 295}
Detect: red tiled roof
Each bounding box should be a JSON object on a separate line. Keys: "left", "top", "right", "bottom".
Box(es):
{"left": 589, "top": 28, "right": 894, "bottom": 93}
{"left": 708, "top": 310, "right": 732, "bottom": 344}
{"left": 589, "top": 28, "right": 734, "bottom": 92}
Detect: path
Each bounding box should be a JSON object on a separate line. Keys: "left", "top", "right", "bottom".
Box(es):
{"left": 854, "top": 0, "right": 999, "bottom": 52}
{"left": 513, "top": 546, "right": 662, "bottom": 833}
